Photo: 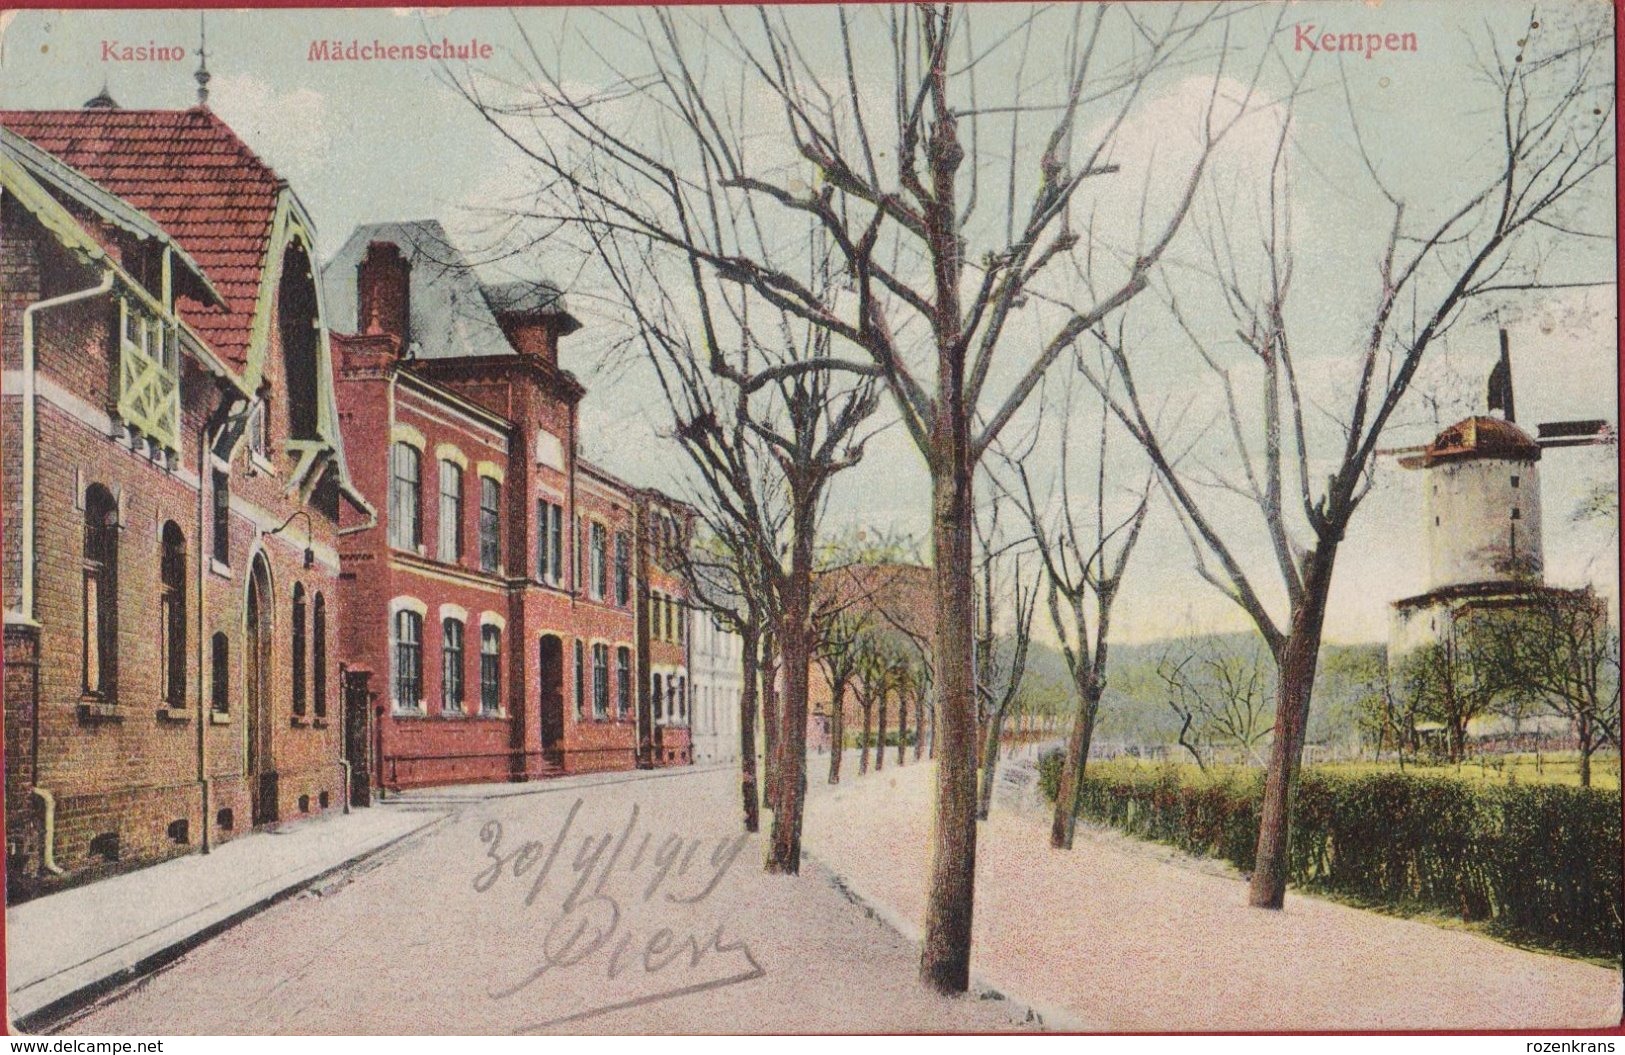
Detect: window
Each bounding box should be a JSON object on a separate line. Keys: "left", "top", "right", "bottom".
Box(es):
{"left": 160, "top": 523, "right": 186, "bottom": 708}
{"left": 313, "top": 594, "right": 327, "bottom": 718}
{"left": 211, "top": 468, "right": 230, "bottom": 564}
{"left": 82, "top": 485, "right": 119, "bottom": 699}
{"left": 651, "top": 591, "right": 663, "bottom": 642}
{"left": 390, "top": 442, "right": 421, "bottom": 551}
{"left": 590, "top": 522, "right": 608, "bottom": 600}
{"left": 677, "top": 599, "right": 686, "bottom": 647}
{"left": 481, "top": 625, "right": 502, "bottom": 714}
{"left": 1511, "top": 507, "right": 1522, "bottom": 520}
{"left": 616, "top": 647, "right": 632, "bottom": 719}
{"left": 576, "top": 516, "right": 585, "bottom": 592}
{"left": 438, "top": 461, "right": 463, "bottom": 562}
{"left": 292, "top": 584, "right": 308, "bottom": 717}
{"left": 593, "top": 643, "right": 610, "bottom": 719}
{"left": 247, "top": 399, "right": 268, "bottom": 461}
{"left": 615, "top": 532, "right": 631, "bottom": 606}
{"left": 652, "top": 674, "right": 664, "bottom": 722}
{"left": 210, "top": 633, "right": 229, "bottom": 713}
{"left": 676, "top": 677, "right": 687, "bottom": 724}
{"left": 537, "top": 499, "right": 566, "bottom": 584}
{"left": 1511, "top": 475, "right": 1520, "bottom": 488}
{"left": 480, "top": 477, "right": 501, "bottom": 572}
{"left": 442, "top": 618, "right": 465, "bottom": 716}
{"left": 574, "top": 639, "right": 586, "bottom": 717}
{"left": 549, "top": 503, "right": 563, "bottom": 583}
{"left": 394, "top": 609, "right": 423, "bottom": 711}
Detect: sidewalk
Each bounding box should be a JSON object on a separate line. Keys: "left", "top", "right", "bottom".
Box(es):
{"left": 803, "top": 756, "right": 1623, "bottom": 1032}
{"left": 6, "top": 803, "right": 445, "bottom": 1029}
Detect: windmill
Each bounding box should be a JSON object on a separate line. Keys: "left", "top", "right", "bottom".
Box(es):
{"left": 1382, "top": 329, "right": 1615, "bottom": 672}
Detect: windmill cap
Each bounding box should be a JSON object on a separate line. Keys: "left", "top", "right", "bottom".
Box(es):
{"left": 1399, "top": 415, "right": 1542, "bottom": 468}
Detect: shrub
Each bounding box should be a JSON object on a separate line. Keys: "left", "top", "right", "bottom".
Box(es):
{"left": 1045, "top": 759, "right": 1623, "bottom": 960}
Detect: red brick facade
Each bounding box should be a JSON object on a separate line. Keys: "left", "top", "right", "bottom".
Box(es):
{"left": 2, "top": 107, "right": 366, "bottom": 900}
{"left": 329, "top": 223, "right": 694, "bottom": 790}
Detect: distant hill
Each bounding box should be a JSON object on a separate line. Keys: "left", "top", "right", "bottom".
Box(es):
{"left": 997, "top": 632, "right": 1386, "bottom": 754}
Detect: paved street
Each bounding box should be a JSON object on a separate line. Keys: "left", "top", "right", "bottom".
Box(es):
{"left": 33, "top": 754, "right": 1625, "bottom": 1034}
{"left": 47, "top": 766, "right": 1037, "bottom": 1035}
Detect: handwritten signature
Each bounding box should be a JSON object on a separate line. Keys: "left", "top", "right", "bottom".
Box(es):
{"left": 473, "top": 797, "right": 764, "bottom": 1030}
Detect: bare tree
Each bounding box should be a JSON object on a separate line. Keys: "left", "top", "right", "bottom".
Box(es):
{"left": 998, "top": 365, "right": 1150, "bottom": 850}
{"left": 1081, "top": 17, "right": 1613, "bottom": 906}
{"left": 455, "top": 3, "right": 1260, "bottom": 989}
{"left": 974, "top": 494, "right": 1038, "bottom": 821}
{"left": 815, "top": 608, "right": 869, "bottom": 785}
{"left": 1158, "top": 634, "right": 1275, "bottom": 768}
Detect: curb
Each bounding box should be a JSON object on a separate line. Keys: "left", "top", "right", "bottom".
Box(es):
{"left": 9, "top": 810, "right": 449, "bottom": 1034}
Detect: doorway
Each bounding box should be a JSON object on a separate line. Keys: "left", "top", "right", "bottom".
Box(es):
{"left": 246, "top": 556, "right": 277, "bottom": 826}
{"left": 538, "top": 636, "right": 564, "bottom": 751}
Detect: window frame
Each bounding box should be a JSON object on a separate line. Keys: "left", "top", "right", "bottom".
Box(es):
{"left": 441, "top": 617, "right": 465, "bottom": 716}
{"left": 480, "top": 624, "right": 502, "bottom": 714}
{"left": 438, "top": 459, "right": 464, "bottom": 563}
{"left": 389, "top": 442, "right": 422, "bottom": 552}
{"left": 394, "top": 609, "right": 423, "bottom": 712}
{"left": 479, "top": 476, "right": 502, "bottom": 573}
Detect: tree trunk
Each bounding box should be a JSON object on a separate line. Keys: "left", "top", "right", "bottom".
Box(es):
{"left": 767, "top": 501, "right": 815, "bottom": 875}
{"left": 738, "top": 624, "right": 761, "bottom": 833}
{"left": 829, "top": 680, "right": 846, "bottom": 784}
{"left": 762, "top": 631, "right": 780, "bottom": 809}
{"left": 875, "top": 683, "right": 888, "bottom": 772}
{"left": 914, "top": 686, "right": 926, "bottom": 761}
{"left": 1248, "top": 549, "right": 1336, "bottom": 910}
{"left": 897, "top": 691, "right": 908, "bottom": 767}
{"left": 860, "top": 699, "right": 872, "bottom": 775}
{"left": 1050, "top": 675, "right": 1103, "bottom": 849}
{"left": 920, "top": 439, "right": 978, "bottom": 995}
{"left": 1578, "top": 713, "right": 1593, "bottom": 788}
{"left": 977, "top": 706, "right": 1006, "bottom": 821}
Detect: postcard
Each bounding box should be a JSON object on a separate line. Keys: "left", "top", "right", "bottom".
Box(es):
{"left": 0, "top": 0, "right": 1618, "bottom": 1038}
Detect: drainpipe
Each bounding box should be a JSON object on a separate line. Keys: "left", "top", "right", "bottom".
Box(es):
{"left": 18, "top": 270, "right": 115, "bottom": 621}
{"left": 197, "top": 393, "right": 246, "bottom": 853}
{"left": 19, "top": 270, "right": 115, "bottom": 879}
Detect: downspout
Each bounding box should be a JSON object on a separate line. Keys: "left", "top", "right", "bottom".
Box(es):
{"left": 19, "top": 269, "right": 115, "bottom": 620}
{"left": 21, "top": 269, "right": 115, "bottom": 879}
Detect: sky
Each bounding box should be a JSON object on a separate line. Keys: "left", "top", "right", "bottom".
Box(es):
{"left": 0, "top": 2, "right": 1616, "bottom": 647}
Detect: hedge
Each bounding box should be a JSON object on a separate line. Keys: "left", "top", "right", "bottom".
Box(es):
{"left": 1038, "top": 751, "right": 1623, "bottom": 960}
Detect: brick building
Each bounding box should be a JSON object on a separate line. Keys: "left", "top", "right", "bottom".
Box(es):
{"left": 325, "top": 221, "right": 693, "bottom": 789}
{"left": 1, "top": 101, "right": 371, "bottom": 900}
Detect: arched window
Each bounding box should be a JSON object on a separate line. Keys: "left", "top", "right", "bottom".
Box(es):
{"left": 312, "top": 594, "right": 328, "bottom": 718}
{"left": 390, "top": 442, "right": 422, "bottom": 551}
{"left": 160, "top": 522, "right": 186, "bottom": 709}
{"left": 479, "top": 477, "right": 501, "bottom": 572}
{"left": 653, "top": 673, "right": 664, "bottom": 722}
{"left": 573, "top": 638, "right": 586, "bottom": 717}
{"left": 292, "top": 584, "right": 308, "bottom": 717}
{"left": 592, "top": 643, "right": 609, "bottom": 719}
{"left": 82, "top": 485, "right": 119, "bottom": 700}
{"left": 210, "top": 632, "right": 229, "bottom": 713}
{"left": 481, "top": 625, "right": 502, "bottom": 714}
{"left": 438, "top": 460, "right": 464, "bottom": 562}
{"left": 616, "top": 647, "right": 632, "bottom": 719}
{"left": 442, "top": 618, "right": 465, "bottom": 716}
{"left": 394, "top": 609, "right": 423, "bottom": 711}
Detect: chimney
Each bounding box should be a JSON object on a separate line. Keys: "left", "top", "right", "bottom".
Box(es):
{"left": 357, "top": 242, "right": 411, "bottom": 351}
{"left": 485, "top": 281, "right": 581, "bottom": 368}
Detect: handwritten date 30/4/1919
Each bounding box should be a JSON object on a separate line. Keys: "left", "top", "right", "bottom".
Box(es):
{"left": 473, "top": 798, "right": 763, "bottom": 1029}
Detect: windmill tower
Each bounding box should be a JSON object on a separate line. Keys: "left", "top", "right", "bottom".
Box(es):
{"left": 1387, "top": 330, "right": 1614, "bottom": 658}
